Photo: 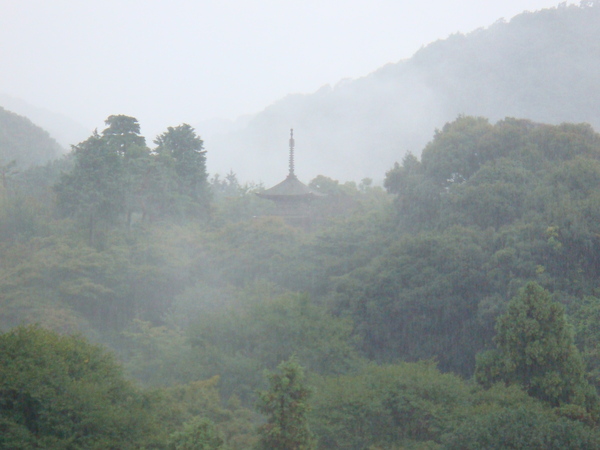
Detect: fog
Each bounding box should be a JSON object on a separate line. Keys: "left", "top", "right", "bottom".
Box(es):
{"left": 4, "top": 3, "right": 600, "bottom": 446}
{"left": 205, "top": 2, "right": 600, "bottom": 184}
{"left": 0, "top": 0, "right": 580, "bottom": 183}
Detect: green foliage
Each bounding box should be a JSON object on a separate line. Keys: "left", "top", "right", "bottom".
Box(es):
{"left": 121, "top": 320, "right": 191, "bottom": 385}
{"left": 385, "top": 116, "right": 600, "bottom": 235}
{"left": 384, "top": 153, "right": 440, "bottom": 229}
{"left": 310, "top": 361, "right": 587, "bottom": 449}
{"left": 5, "top": 109, "right": 600, "bottom": 449}
{"left": 256, "top": 357, "right": 315, "bottom": 450}
{"left": 168, "top": 416, "right": 224, "bottom": 449}
{"left": 308, "top": 175, "right": 358, "bottom": 196}
{"left": 55, "top": 116, "right": 212, "bottom": 241}
{"left": 442, "top": 406, "right": 600, "bottom": 449}
{"left": 146, "top": 376, "right": 257, "bottom": 449}
{"left": 0, "top": 325, "right": 157, "bottom": 448}
{"left": 442, "top": 158, "right": 531, "bottom": 228}
{"left": 307, "top": 174, "right": 389, "bottom": 224}
{"left": 373, "top": 116, "right": 600, "bottom": 375}
{"left": 311, "top": 362, "right": 469, "bottom": 449}
{"left": 154, "top": 123, "right": 210, "bottom": 216}
{"left": 210, "top": 171, "right": 273, "bottom": 224}
{"left": 570, "top": 295, "right": 600, "bottom": 388}
{"left": 55, "top": 131, "right": 128, "bottom": 245}
{"left": 203, "top": 216, "right": 303, "bottom": 287}
{"left": 332, "top": 226, "right": 492, "bottom": 374}
{"left": 422, "top": 116, "right": 496, "bottom": 187}
{"left": 0, "top": 223, "right": 199, "bottom": 336}
{"left": 186, "top": 292, "right": 361, "bottom": 401}
{"left": 0, "top": 235, "right": 134, "bottom": 333}
{"left": 102, "top": 114, "right": 146, "bottom": 154}
{"left": 476, "top": 282, "right": 598, "bottom": 416}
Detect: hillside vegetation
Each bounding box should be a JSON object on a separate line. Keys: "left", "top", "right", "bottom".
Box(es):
{"left": 3, "top": 112, "right": 600, "bottom": 447}
{"left": 0, "top": 106, "right": 62, "bottom": 170}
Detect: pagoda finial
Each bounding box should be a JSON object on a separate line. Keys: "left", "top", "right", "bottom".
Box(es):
{"left": 288, "top": 128, "right": 295, "bottom": 178}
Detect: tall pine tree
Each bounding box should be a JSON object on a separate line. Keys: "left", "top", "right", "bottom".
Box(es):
{"left": 475, "top": 282, "right": 598, "bottom": 418}
{"left": 255, "top": 357, "right": 315, "bottom": 450}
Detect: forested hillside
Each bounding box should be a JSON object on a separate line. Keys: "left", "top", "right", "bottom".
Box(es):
{"left": 205, "top": 2, "right": 600, "bottom": 185}
{"left": 0, "top": 94, "right": 89, "bottom": 148}
{"left": 0, "top": 106, "right": 62, "bottom": 170}
{"left": 3, "top": 110, "right": 600, "bottom": 447}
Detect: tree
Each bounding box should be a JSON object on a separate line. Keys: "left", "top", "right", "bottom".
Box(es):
{"left": 185, "top": 292, "right": 360, "bottom": 402}
{"left": 168, "top": 416, "right": 224, "bottom": 450}
{"left": 102, "top": 114, "right": 146, "bottom": 155}
{"left": 54, "top": 115, "right": 156, "bottom": 238}
{"left": 384, "top": 153, "right": 441, "bottom": 229}
{"left": 102, "top": 115, "right": 152, "bottom": 225}
{"left": 311, "top": 362, "right": 470, "bottom": 449}
{"left": 443, "top": 407, "right": 600, "bottom": 449}
{"left": 54, "top": 132, "right": 125, "bottom": 245}
{"left": 475, "top": 282, "right": 598, "bottom": 415}
{"left": 154, "top": 124, "right": 209, "bottom": 215}
{"left": 255, "top": 357, "right": 315, "bottom": 450}
{"left": 420, "top": 116, "right": 495, "bottom": 187}
{"left": 331, "top": 226, "right": 490, "bottom": 375}
{"left": 0, "top": 325, "right": 157, "bottom": 448}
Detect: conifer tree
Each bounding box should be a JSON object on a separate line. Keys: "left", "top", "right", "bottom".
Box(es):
{"left": 154, "top": 124, "right": 209, "bottom": 211}
{"left": 476, "top": 282, "right": 598, "bottom": 416}
{"left": 255, "top": 357, "right": 315, "bottom": 450}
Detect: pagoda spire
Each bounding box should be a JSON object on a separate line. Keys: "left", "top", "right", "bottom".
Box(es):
{"left": 288, "top": 128, "right": 295, "bottom": 178}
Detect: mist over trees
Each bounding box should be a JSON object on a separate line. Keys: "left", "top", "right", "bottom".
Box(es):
{"left": 0, "top": 94, "right": 89, "bottom": 149}
{"left": 204, "top": 2, "right": 600, "bottom": 184}
{"left": 0, "top": 107, "right": 62, "bottom": 169}
{"left": 3, "top": 111, "right": 600, "bottom": 447}
{"left": 3, "top": 3, "right": 600, "bottom": 448}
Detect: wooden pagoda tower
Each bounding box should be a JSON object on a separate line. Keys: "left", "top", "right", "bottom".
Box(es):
{"left": 257, "top": 129, "right": 322, "bottom": 227}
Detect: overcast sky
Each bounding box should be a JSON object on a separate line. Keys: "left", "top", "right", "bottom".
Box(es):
{"left": 1, "top": 0, "right": 573, "bottom": 140}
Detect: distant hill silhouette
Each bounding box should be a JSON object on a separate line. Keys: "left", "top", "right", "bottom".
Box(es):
{"left": 0, "top": 106, "right": 63, "bottom": 168}
{"left": 203, "top": 2, "right": 600, "bottom": 185}
{"left": 0, "top": 94, "right": 89, "bottom": 149}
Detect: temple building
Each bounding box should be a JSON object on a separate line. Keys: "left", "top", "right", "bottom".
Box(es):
{"left": 257, "top": 129, "right": 323, "bottom": 227}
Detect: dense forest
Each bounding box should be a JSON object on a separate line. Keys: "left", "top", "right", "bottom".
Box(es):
{"left": 3, "top": 109, "right": 600, "bottom": 448}
{"left": 205, "top": 2, "right": 600, "bottom": 185}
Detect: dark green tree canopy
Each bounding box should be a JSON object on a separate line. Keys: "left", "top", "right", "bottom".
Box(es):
{"left": 102, "top": 114, "right": 146, "bottom": 154}
{"left": 54, "top": 131, "right": 126, "bottom": 244}
{"left": 154, "top": 123, "right": 204, "bottom": 159}
{"left": 444, "top": 406, "right": 600, "bottom": 450}
{"left": 168, "top": 416, "right": 225, "bottom": 449}
{"left": 476, "top": 282, "right": 598, "bottom": 415}
{"left": 0, "top": 325, "right": 156, "bottom": 448}
{"left": 54, "top": 115, "right": 214, "bottom": 236}
{"left": 154, "top": 124, "right": 209, "bottom": 207}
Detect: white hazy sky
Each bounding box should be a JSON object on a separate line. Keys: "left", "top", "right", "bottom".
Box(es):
{"left": 1, "top": 0, "right": 573, "bottom": 140}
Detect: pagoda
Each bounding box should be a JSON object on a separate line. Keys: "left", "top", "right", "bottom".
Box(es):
{"left": 257, "top": 129, "right": 322, "bottom": 227}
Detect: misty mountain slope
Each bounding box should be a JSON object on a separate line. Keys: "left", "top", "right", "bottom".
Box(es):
{"left": 205, "top": 3, "right": 600, "bottom": 185}
{"left": 0, "top": 106, "right": 63, "bottom": 169}
{"left": 410, "top": 4, "right": 600, "bottom": 125}
{"left": 0, "top": 94, "right": 89, "bottom": 149}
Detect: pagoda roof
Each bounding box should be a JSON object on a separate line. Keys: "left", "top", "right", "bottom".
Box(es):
{"left": 257, "top": 174, "right": 323, "bottom": 200}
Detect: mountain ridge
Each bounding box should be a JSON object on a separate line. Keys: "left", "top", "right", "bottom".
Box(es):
{"left": 0, "top": 106, "right": 63, "bottom": 169}
{"left": 0, "top": 94, "right": 89, "bottom": 150}
{"left": 202, "top": 2, "right": 600, "bottom": 185}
